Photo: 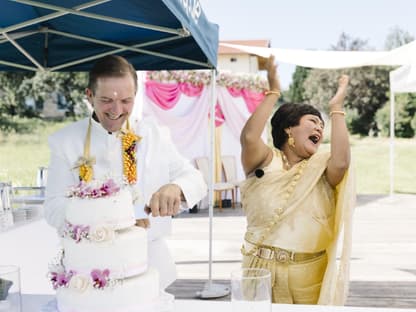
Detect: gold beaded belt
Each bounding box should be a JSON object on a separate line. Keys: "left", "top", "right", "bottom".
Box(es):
{"left": 242, "top": 241, "right": 325, "bottom": 263}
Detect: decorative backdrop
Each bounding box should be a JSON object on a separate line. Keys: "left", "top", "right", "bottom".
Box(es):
{"left": 141, "top": 70, "right": 268, "bottom": 198}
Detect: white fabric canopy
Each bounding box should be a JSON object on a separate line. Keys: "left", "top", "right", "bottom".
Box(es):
{"left": 220, "top": 40, "right": 416, "bottom": 68}
{"left": 390, "top": 64, "right": 416, "bottom": 93}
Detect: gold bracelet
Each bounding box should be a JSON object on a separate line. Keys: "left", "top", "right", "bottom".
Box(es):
{"left": 330, "top": 110, "right": 346, "bottom": 116}
{"left": 264, "top": 90, "right": 281, "bottom": 97}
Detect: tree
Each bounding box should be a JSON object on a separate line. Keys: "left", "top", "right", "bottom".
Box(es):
{"left": 19, "top": 71, "right": 88, "bottom": 118}
{"left": 376, "top": 93, "right": 416, "bottom": 138}
{"left": 0, "top": 71, "right": 88, "bottom": 133}
{"left": 288, "top": 66, "right": 311, "bottom": 103}
{"left": 331, "top": 32, "right": 370, "bottom": 51}
{"left": 384, "top": 26, "right": 414, "bottom": 50}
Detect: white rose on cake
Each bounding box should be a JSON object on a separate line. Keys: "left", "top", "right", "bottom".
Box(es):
{"left": 89, "top": 225, "right": 116, "bottom": 242}
{"left": 69, "top": 275, "right": 90, "bottom": 293}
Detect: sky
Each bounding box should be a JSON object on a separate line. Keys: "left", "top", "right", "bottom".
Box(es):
{"left": 199, "top": 0, "right": 416, "bottom": 89}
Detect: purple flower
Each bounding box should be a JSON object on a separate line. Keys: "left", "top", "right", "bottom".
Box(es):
{"left": 91, "top": 269, "right": 110, "bottom": 289}
{"left": 50, "top": 270, "right": 73, "bottom": 289}
{"left": 100, "top": 179, "right": 120, "bottom": 196}
{"left": 66, "top": 222, "right": 89, "bottom": 242}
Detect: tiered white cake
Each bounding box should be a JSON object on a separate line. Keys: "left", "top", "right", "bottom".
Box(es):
{"left": 48, "top": 179, "right": 160, "bottom": 312}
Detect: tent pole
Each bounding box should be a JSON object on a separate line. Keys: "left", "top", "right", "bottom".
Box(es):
{"left": 196, "top": 69, "right": 230, "bottom": 299}
{"left": 389, "top": 74, "right": 395, "bottom": 197}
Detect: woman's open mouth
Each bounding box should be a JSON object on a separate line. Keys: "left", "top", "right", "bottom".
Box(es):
{"left": 309, "top": 135, "right": 320, "bottom": 144}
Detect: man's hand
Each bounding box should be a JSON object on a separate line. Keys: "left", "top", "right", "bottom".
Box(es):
{"left": 135, "top": 218, "right": 150, "bottom": 229}
{"left": 147, "top": 184, "right": 182, "bottom": 217}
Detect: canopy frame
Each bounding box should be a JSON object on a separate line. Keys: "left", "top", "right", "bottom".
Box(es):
{"left": 1, "top": 0, "right": 215, "bottom": 71}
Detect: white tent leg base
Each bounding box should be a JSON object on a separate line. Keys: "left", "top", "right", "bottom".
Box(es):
{"left": 196, "top": 281, "right": 230, "bottom": 299}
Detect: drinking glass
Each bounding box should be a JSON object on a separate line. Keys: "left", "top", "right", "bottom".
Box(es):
{"left": 231, "top": 268, "right": 271, "bottom": 312}
{"left": 0, "top": 265, "right": 21, "bottom": 312}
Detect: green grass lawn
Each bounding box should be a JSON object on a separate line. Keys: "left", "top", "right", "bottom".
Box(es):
{"left": 1, "top": 121, "right": 415, "bottom": 194}
{"left": 0, "top": 121, "right": 70, "bottom": 187}
{"left": 351, "top": 137, "right": 416, "bottom": 194}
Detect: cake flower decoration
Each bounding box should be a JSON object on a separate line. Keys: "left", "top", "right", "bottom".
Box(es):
{"left": 67, "top": 179, "right": 120, "bottom": 199}
{"left": 69, "top": 275, "right": 90, "bottom": 293}
{"left": 91, "top": 269, "right": 110, "bottom": 289}
{"left": 89, "top": 225, "right": 116, "bottom": 242}
{"left": 49, "top": 270, "right": 75, "bottom": 290}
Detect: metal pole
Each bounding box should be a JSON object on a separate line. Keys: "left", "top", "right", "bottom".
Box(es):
{"left": 389, "top": 74, "right": 395, "bottom": 196}
{"left": 196, "top": 70, "right": 230, "bottom": 299}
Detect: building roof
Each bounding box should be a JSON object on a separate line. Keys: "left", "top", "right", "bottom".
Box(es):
{"left": 218, "top": 39, "right": 270, "bottom": 55}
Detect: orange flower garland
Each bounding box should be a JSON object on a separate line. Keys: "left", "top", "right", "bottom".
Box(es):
{"left": 122, "top": 131, "right": 140, "bottom": 184}
{"left": 75, "top": 118, "right": 140, "bottom": 185}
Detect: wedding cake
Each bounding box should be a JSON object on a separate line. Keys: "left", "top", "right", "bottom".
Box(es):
{"left": 48, "top": 179, "right": 160, "bottom": 312}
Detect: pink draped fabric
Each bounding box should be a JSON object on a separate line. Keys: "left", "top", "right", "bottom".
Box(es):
{"left": 145, "top": 81, "right": 204, "bottom": 110}
{"left": 227, "top": 87, "right": 265, "bottom": 113}
{"left": 207, "top": 103, "right": 225, "bottom": 127}
{"left": 146, "top": 80, "right": 226, "bottom": 127}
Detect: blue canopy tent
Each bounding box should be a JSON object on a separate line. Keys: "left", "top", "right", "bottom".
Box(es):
{"left": 0, "top": 0, "right": 227, "bottom": 299}
{"left": 0, "top": 0, "right": 218, "bottom": 71}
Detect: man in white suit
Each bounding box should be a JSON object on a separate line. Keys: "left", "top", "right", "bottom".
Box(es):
{"left": 44, "top": 55, "right": 207, "bottom": 289}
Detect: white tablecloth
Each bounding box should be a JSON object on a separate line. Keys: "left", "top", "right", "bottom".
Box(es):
{"left": 21, "top": 294, "right": 416, "bottom": 312}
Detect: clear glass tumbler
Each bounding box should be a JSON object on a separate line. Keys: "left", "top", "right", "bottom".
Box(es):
{"left": 231, "top": 268, "right": 271, "bottom": 312}
{"left": 0, "top": 265, "right": 21, "bottom": 312}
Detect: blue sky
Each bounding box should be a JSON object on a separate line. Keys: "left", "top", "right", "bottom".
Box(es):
{"left": 199, "top": 0, "right": 416, "bottom": 89}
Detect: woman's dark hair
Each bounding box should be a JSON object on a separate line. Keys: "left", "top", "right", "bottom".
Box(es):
{"left": 271, "top": 103, "right": 323, "bottom": 150}
{"left": 88, "top": 55, "right": 138, "bottom": 93}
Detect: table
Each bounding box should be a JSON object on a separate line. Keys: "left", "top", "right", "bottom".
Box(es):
{"left": 12, "top": 186, "right": 45, "bottom": 205}
{"left": 21, "top": 294, "right": 416, "bottom": 312}
{"left": 13, "top": 195, "right": 45, "bottom": 205}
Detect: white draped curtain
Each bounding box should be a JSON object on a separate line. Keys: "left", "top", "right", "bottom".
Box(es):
{"left": 141, "top": 71, "right": 268, "bottom": 185}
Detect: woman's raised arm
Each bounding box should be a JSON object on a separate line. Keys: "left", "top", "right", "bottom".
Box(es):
{"left": 240, "top": 55, "right": 281, "bottom": 175}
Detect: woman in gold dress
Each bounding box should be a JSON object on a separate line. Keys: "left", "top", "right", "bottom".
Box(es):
{"left": 240, "top": 55, "right": 355, "bottom": 305}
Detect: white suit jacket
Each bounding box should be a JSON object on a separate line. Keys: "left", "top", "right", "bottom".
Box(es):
{"left": 44, "top": 116, "right": 207, "bottom": 240}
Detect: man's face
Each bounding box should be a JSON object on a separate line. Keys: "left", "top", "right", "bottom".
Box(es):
{"left": 86, "top": 75, "right": 136, "bottom": 133}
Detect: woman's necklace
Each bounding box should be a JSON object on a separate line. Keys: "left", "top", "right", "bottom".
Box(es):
{"left": 75, "top": 117, "right": 141, "bottom": 184}
{"left": 281, "top": 151, "right": 291, "bottom": 170}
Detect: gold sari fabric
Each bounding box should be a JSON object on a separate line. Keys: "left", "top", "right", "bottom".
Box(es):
{"left": 240, "top": 150, "right": 355, "bottom": 305}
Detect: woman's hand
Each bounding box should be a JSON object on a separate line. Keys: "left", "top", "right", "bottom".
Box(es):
{"left": 329, "top": 75, "right": 349, "bottom": 110}
{"left": 266, "top": 55, "right": 281, "bottom": 92}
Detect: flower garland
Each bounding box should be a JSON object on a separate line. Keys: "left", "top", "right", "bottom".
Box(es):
{"left": 146, "top": 70, "right": 268, "bottom": 92}
{"left": 122, "top": 130, "right": 140, "bottom": 184}
{"left": 74, "top": 118, "right": 141, "bottom": 185}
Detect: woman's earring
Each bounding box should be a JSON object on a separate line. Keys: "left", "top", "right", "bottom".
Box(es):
{"left": 288, "top": 132, "right": 295, "bottom": 148}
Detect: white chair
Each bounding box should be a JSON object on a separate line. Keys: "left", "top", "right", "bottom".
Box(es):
{"left": 195, "top": 157, "right": 235, "bottom": 211}
{"left": 221, "top": 155, "right": 240, "bottom": 207}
